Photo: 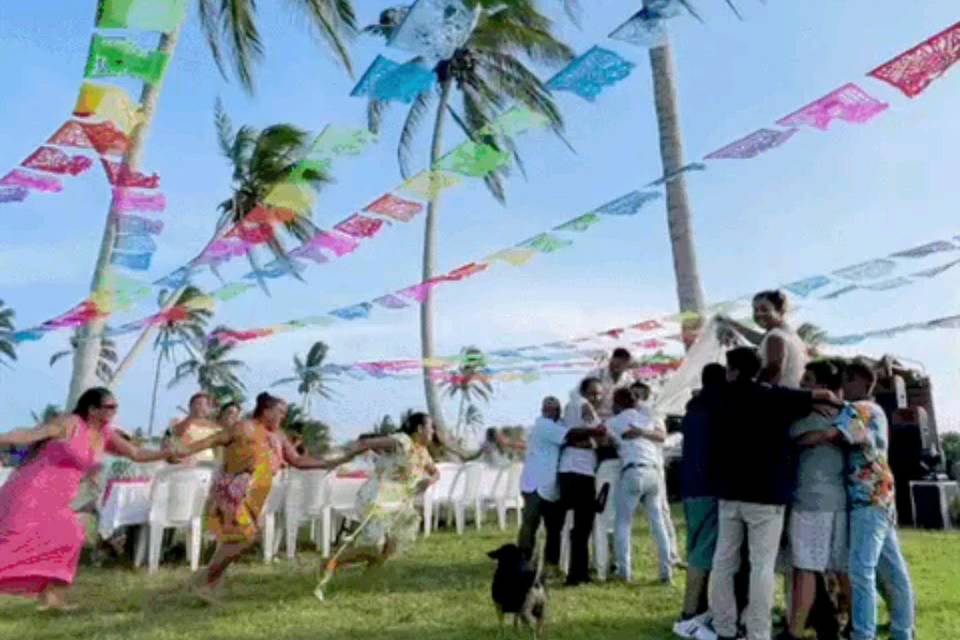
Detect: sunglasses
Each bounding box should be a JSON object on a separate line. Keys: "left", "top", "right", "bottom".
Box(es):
{"left": 99, "top": 403, "right": 119, "bottom": 411}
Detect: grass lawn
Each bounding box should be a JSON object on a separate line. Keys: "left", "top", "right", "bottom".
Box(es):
{"left": 3, "top": 511, "right": 959, "bottom": 640}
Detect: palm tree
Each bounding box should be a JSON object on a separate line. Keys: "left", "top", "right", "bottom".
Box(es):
{"left": 464, "top": 403, "right": 484, "bottom": 433}
{"left": 797, "top": 322, "right": 828, "bottom": 359}
{"left": 142, "top": 286, "right": 212, "bottom": 436}
{"left": 109, "top": 105, "right": 334, "bottom": 384}
{"left": 272, "top": 340, "right": 334, "bottom": 416}
{"left": 441, "top": 346, "right": 493, "bottom": 438}
{"left": 282, "top": 404, "right": 332, "bottom": 455}
{"left": 67, "top": 0, "right": 357, "bottom": 408}
{"left": 373, "top": 414, "right": 398, "bottom": 435}
{"left": 51, "top": 332, "right": 118, "bottom": 383}
{"left": 168, "top": 325, "right": 247, "bottom": 405}
{"left": 365, "top": 1, "right": 572, "bottom": 434}
{"left": 0, "top": 300, "right": 15, "bottom": 367}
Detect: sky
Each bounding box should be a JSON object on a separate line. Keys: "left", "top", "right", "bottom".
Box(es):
{"left": 1, "top": 1, "right": 958, "bottom": 443}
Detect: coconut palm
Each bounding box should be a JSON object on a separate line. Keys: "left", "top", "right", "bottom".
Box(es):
{"left": 0, "top": 300, "right": 15, "bottom": 367}
{"left": 797, "top": 321, "right": 828, "bottom": 359}
{"left": 141, "top": 286, "right": 213, "bottom": 436}
{"left": 282, "top": 404, "right": 332, "bottom": 455}
{"left": 441, "top": 346, "right": 494, "bottom": 438}
{"left": 272, "top": 340, "right": 334, "bottom": 416}
{"left": 68, "top": 0, "right": 357, "bottom": 408}
{"left": 365, "top": 1, "right": 573, "bottom": 433}
{"left": 464, "top": 403, "right": 484, "bottom": 433}
{"left": 168, "top": 325, "right": 246, "bottom": 404}
{"left": 50, "top": 333, "right": 118, "bottom": 383}
{"left": 373, "top": 414, "right": 398, "bottom": 435}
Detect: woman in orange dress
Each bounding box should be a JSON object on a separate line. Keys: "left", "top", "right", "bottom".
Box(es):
{"left": 177, "top": 392, "right": 352, "bottom": 601}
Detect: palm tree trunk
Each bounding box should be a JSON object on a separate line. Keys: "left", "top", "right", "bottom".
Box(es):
{"left": 147, "top": 350, "right": 164, "bottom": 437}
{"left": 420, "top": 77, "right": 454, "bottom": 436}
{"left": 454, "top": 392, "right": 466, "bottom": 440}
{"left": 644, "top": 20, "right": 706, "bottom": 341}
{"left": 67, "top": 25, "right": 184, "bottom": 408}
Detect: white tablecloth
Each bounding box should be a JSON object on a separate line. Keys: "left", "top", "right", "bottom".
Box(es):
{"left": 98, "top": 479, "right": 152, "bottom": 538}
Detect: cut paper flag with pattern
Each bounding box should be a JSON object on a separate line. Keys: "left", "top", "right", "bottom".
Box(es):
{"left": 911, "top": 258, "right": 960, "bottom": 279}
{"left": 84, "top": 35, "right": 171, "bottom": 85}
{"left": 820, "top": 284, "right": 859, "bottom": 300}
{"left": 862, "top": 277, "right": 911, "bottom": 291}
{"left": 74, "top": 82, "right": 142, "bottom": 133}
{"left": 388, "top": 0, "right": 478, "bottom": 62}
{"left": 42, "top": 300, "right": 105, "bottom": 329}
{"left": 308, "top": 125, "right": 377, "bottom": 160}
{"left": 481, "top": 106, "right": 551, "bottom": 137}
{"left": 96, "top": 0, "right": 187, "bottom": 32}
{"left": 211, "top": 282, "right": 256, "bottom": 301}
{"left": 0, "top": 187, "right": 28, "bottom": 203}
{"left": 373, "top": 294, "right": 410, "bottom": 310}
{"left": 22, "top": 147, "right": 94, "bottom": 176}
{"left": 832, "top": 258, "right": 897, "bottom": 281}
{"left": 0, "top": 170, "right": 62, "bottom": 193}
{"left": 351, "top": 55, "right": 402, "bottom": 97}
{"left": 91, "top": 271, "right": 151, "bottom": 311}
{"left": 80, "top": 121, "right": 130, "bottom": 156}
{"left": 520, "top": 233, "right": 573, "bottom": 254}
{"left": 609, "top": 9, "right": 668, "bottom": 49}
{"left": 546, "top": 46, "right": 636, "bottom": 102}
{"left": 398, "top": 279, "right": 444, "bottom": 303}
{"left": 365, "top": 193, "right": 423, "bottom": 221}
{"left": 484, "top": 247, "right": 539, "bottom": 266}
{"left": 114, "top": 233, "right": 157, "bottom": 253}
{"left": 647, "top": 163, "right": 706, "bottom": 187}
{"left": 48, "top": 121, "right": 94, "bottom": 149}
{"left": 776, "top": 83, "right": 888, "bottom": 131}
{"left": 329, "top": 303, "right": 373, "bottom": 321}
{"left": 705, "top": 128, "right": 798, "bottom": 160}
{"left": 444, "top": 262, "right": 487, "bottom": 281}
{"left": 435, "top": 141, "right": 511, "bottom": 177}
{"left": 371, "top": 62, "right": 437, "bottom": 103}
{"left": 783, "top": 275, "right": 832, "bottom": 298}
{"left": 112, "top": 187, "right": 165, "bottom": 212}
{"left": 890, "top": 240, "right": 958, "bottom": 259}
{"left": 554, "top": 212, "right": 602, "bottom": 232}
{"left": 110, "top": 250, "right": 153, "bottom": 271}
{"left": 593, "top": 190, "right": 661, "bottom": 216}
{"left": 334, "top": 214, "right": 385, "bottom": 239}
{"left": 869, "top": 21, "right": 960, "bottom": 98}
{"left": 400, "top": 170, "right": 461, "bottom": 199}
{"left": 263, "top": 182, "right": 315, "bottom": 213}
{"left": 243, "top": 259, "right": 305, "bottom": 280}
{"left": 101, "top": 159, "right": 160, "bottom": 188}
{"left": 289, "top": 231, "right": 359, "bottom": 262}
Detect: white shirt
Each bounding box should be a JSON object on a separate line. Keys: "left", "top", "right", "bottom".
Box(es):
{"left": 606, "top": 408, "right": 663, "bottom": 468}
{"left": 520, "top": 416, "right": 567, "bottom": 501}
{"left": 760, "top": 326, "right": 808, "bottom": 389}
{"left": 588, "top": 366, "right": 638, "bottom": 418}
{"left": 559, "top": 394, "right": 599, "bottom": 477}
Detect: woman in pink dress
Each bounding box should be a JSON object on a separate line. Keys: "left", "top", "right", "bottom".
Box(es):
{"left": 0, "top": 387, "right": 172, "bottom": 610}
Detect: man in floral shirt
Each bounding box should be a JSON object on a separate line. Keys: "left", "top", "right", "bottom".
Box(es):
{"left": 804, "top": 361, "right": 914, "bottom": 640}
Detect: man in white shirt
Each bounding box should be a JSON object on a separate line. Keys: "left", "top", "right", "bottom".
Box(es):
{"left": 607, "top": 387, "right": 672, "bottom": 583}
{"left": 518, "top": 396, "right": 567, "bottom": 570}
{"left": 588, "top": 347, "right": 637, "bottom": 418}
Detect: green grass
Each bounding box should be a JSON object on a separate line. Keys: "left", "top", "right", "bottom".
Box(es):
{"left": 3, "top": 511, "right": 959, "bottom": 640}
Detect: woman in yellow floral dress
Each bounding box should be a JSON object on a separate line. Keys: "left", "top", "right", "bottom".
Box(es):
{"left": 177, "top": 392, "right": 351, "bottom": 602}
{"left": 317, "top": 412, "right": 438, "bottom": 597}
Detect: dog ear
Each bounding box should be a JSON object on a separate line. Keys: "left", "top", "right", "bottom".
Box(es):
{"left": 487, "top": 547, "right": 502, "bottom": 559}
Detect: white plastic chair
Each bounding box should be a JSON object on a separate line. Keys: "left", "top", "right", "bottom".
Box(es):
{"left": 283, "top": 468, "right": 331, "bottom": 559}
{"left": 452, "top": 462, "right": 485, "bottom": 534}
{"left": 422, "top": 462, "right": 462, "bottom": 534}
{"left": 495, "top": 462, "right": 524, "bottom": 531}
{"left": 327, "top": 477, "right": 367, "bottom": 538}
{"left": 261, "top": 470, "right": 287, "bottom": 563}
{"left": 478, "top": 465, "right": 507, "bottom": 529}
{"left": 135, "top": 465, "right": 214, "bottom": 574}
{"left": 592, "top": 460, "right": 622, "bottom": 582}
{"left": 0, "top": 467, "right": 12, "bottom": 487}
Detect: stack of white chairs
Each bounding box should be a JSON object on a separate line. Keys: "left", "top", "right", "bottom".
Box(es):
{"left": 420, "top": 462, "right": 461, "bottom": 536}
{"left": 135, "top": 465, "right": 214, "bottom": 574}
{"left": 494, "top": 462, "right": 524, "bottom": 531}
{"left": 261, "top": 470, "right": 287, "bottom": 563}
{"left": 477, "top": 465, "right": 505, "bottom": 529}
{"left": 327, "top": 476, "right": 367, "bottom": 541}
{"left": 451, "top": 462, "right": 485, "bottom": 534}
{"left": 283, "top": 468, "right": 332, "bottom": 558}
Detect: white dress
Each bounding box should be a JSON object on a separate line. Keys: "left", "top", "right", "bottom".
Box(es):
{"left": 760, "top": 326, "right": 808, "bottom": 388}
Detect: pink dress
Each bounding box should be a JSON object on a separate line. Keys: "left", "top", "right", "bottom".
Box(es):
{"left": 0, "top": 417, "right": 111, "bottom": 595}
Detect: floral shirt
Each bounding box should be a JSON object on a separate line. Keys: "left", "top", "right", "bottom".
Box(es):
{"left": 833, "top": 400, "right": 896, "bottom": 519}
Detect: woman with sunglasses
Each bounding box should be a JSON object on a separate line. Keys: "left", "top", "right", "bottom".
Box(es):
{"left": 0, "top": 387, "right": 173, "bottom": 611}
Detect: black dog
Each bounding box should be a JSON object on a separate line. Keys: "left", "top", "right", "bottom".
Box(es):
{"left": 487, "top": 543, "right": 547, "bottom": 639}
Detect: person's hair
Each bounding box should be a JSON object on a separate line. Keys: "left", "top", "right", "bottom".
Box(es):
{"left": 189, "top": 392, "right": 210, "bottom": 407}
{"left": 805, "top": 360, "right": 843, "bottom": 391}
{"left": 484, "top": 427, "right": 498, "bottom": 443}
{"left": 579, "top": 376, "right": 602, "bottom": 396}
{"left": 253, "top": 392, "right": 284, "bottom": 418}
{"left": 218, "top": 401, "right": 240, "bottom": 418}
{"left": 843, "top": 360, "right": 877, "bottom": 388}
{"left": 401, "top": 411, "right": 431, "bottom": 436}
{"left": 701, "top": 363, "right": 727, "bottom": 389}
{"left": 726, "top": 347, "right": 761, "bottom": 382}
{"left": 612, "top": 387, "right": 638, "bottom": 411}
{"left": 753, "top": 289, "right": 788, "bottom": 314}
{"left": 630, "top": 381, "right": 651, "bottom": 394}
{"left": 73, "top": 387, "right": 114, "bottom": 419}
{"left": 611, "top": 347, "right": 632, "bottom": 361}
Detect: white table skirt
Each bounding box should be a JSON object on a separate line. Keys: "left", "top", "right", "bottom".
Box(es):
{"left": 98, "top": 480, "right": 152, "bottom": 538}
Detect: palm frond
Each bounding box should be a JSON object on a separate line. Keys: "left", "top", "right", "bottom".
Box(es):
{"left": 398, "top": 89, "right": 436, "bottom": 179}
{"left": 289, "top": 0, "right": 358, "bottom": 76}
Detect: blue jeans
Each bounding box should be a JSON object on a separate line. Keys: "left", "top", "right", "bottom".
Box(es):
{"left": 614, "top": 465, "right": 671, "bottom": 581}
{"left": 849, "top": 506, "right": 914, "bottom": 640}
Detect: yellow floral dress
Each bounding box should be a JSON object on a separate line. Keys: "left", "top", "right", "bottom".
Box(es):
{"left": 354, "top": 433, "right": 434, "bottom": 555}
{"left": 205, "top": 421, "right": 275, "bottom": 544}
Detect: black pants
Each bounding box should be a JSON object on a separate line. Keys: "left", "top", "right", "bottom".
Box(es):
{"left": 559, "top": 472, "right": 597, "bottom": 582}
{"left": 517, "top": 492, "right": 564, "bottom": 566}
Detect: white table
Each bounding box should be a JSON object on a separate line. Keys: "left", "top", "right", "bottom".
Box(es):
{"left": 98, "top": 479, "right": 153, "bottom": 538}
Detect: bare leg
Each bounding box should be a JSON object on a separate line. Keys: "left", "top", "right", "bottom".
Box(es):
{"left": 189, "top": 540, "right": 254, "bottom": 603}
{"left": 788, "top": 568, "right": 818, "bottom": 637}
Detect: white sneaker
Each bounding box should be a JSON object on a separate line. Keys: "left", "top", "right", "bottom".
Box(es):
{"left": 672, "top": 614, "right": 707, "bottom": 639}
{"left": 692, "top": 626, "right": 718, "bottom": 640}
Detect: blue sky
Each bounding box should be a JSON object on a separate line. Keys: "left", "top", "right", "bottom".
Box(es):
{"left": 1, "top": 1, "right": 958, "bottom": 441}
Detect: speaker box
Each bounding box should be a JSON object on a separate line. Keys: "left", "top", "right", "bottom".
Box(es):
{"left": 911, "top": 481, "right": 959, "bottom": 530}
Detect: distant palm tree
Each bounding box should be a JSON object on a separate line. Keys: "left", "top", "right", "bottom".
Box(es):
{"left": 141, "top": 286, "right": 213, "bottom": 436}
{"left": 68, "top": 0, "right": 358, "bottom": 408}
{"left": 441, "top": 346, "right": 493, "bottom": 438}
{"left": 366, "top": 1, "right": 572, "bottom": 433}
{"left": 0, "top": 300, "right": 15, "bottom": 367}
{"left": 797, "top": 322, "right": 828, "bottom": 359}
{"left": 464, "top": 403, "right": 484, "bottom": 433}
{"left": 51, "top": 333, "right": 118, "bottom": 383}
{"left": 168, "top": 326, "right": 246, "bottom": 404}
{"left": 373, "top": 414, "right": 398, "bottom": 435}
{"left": 282, "top": 404, "right": 332, "bottom": 455}
{"left": 272, "top": 340, "right": 334, "bottom": 416}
